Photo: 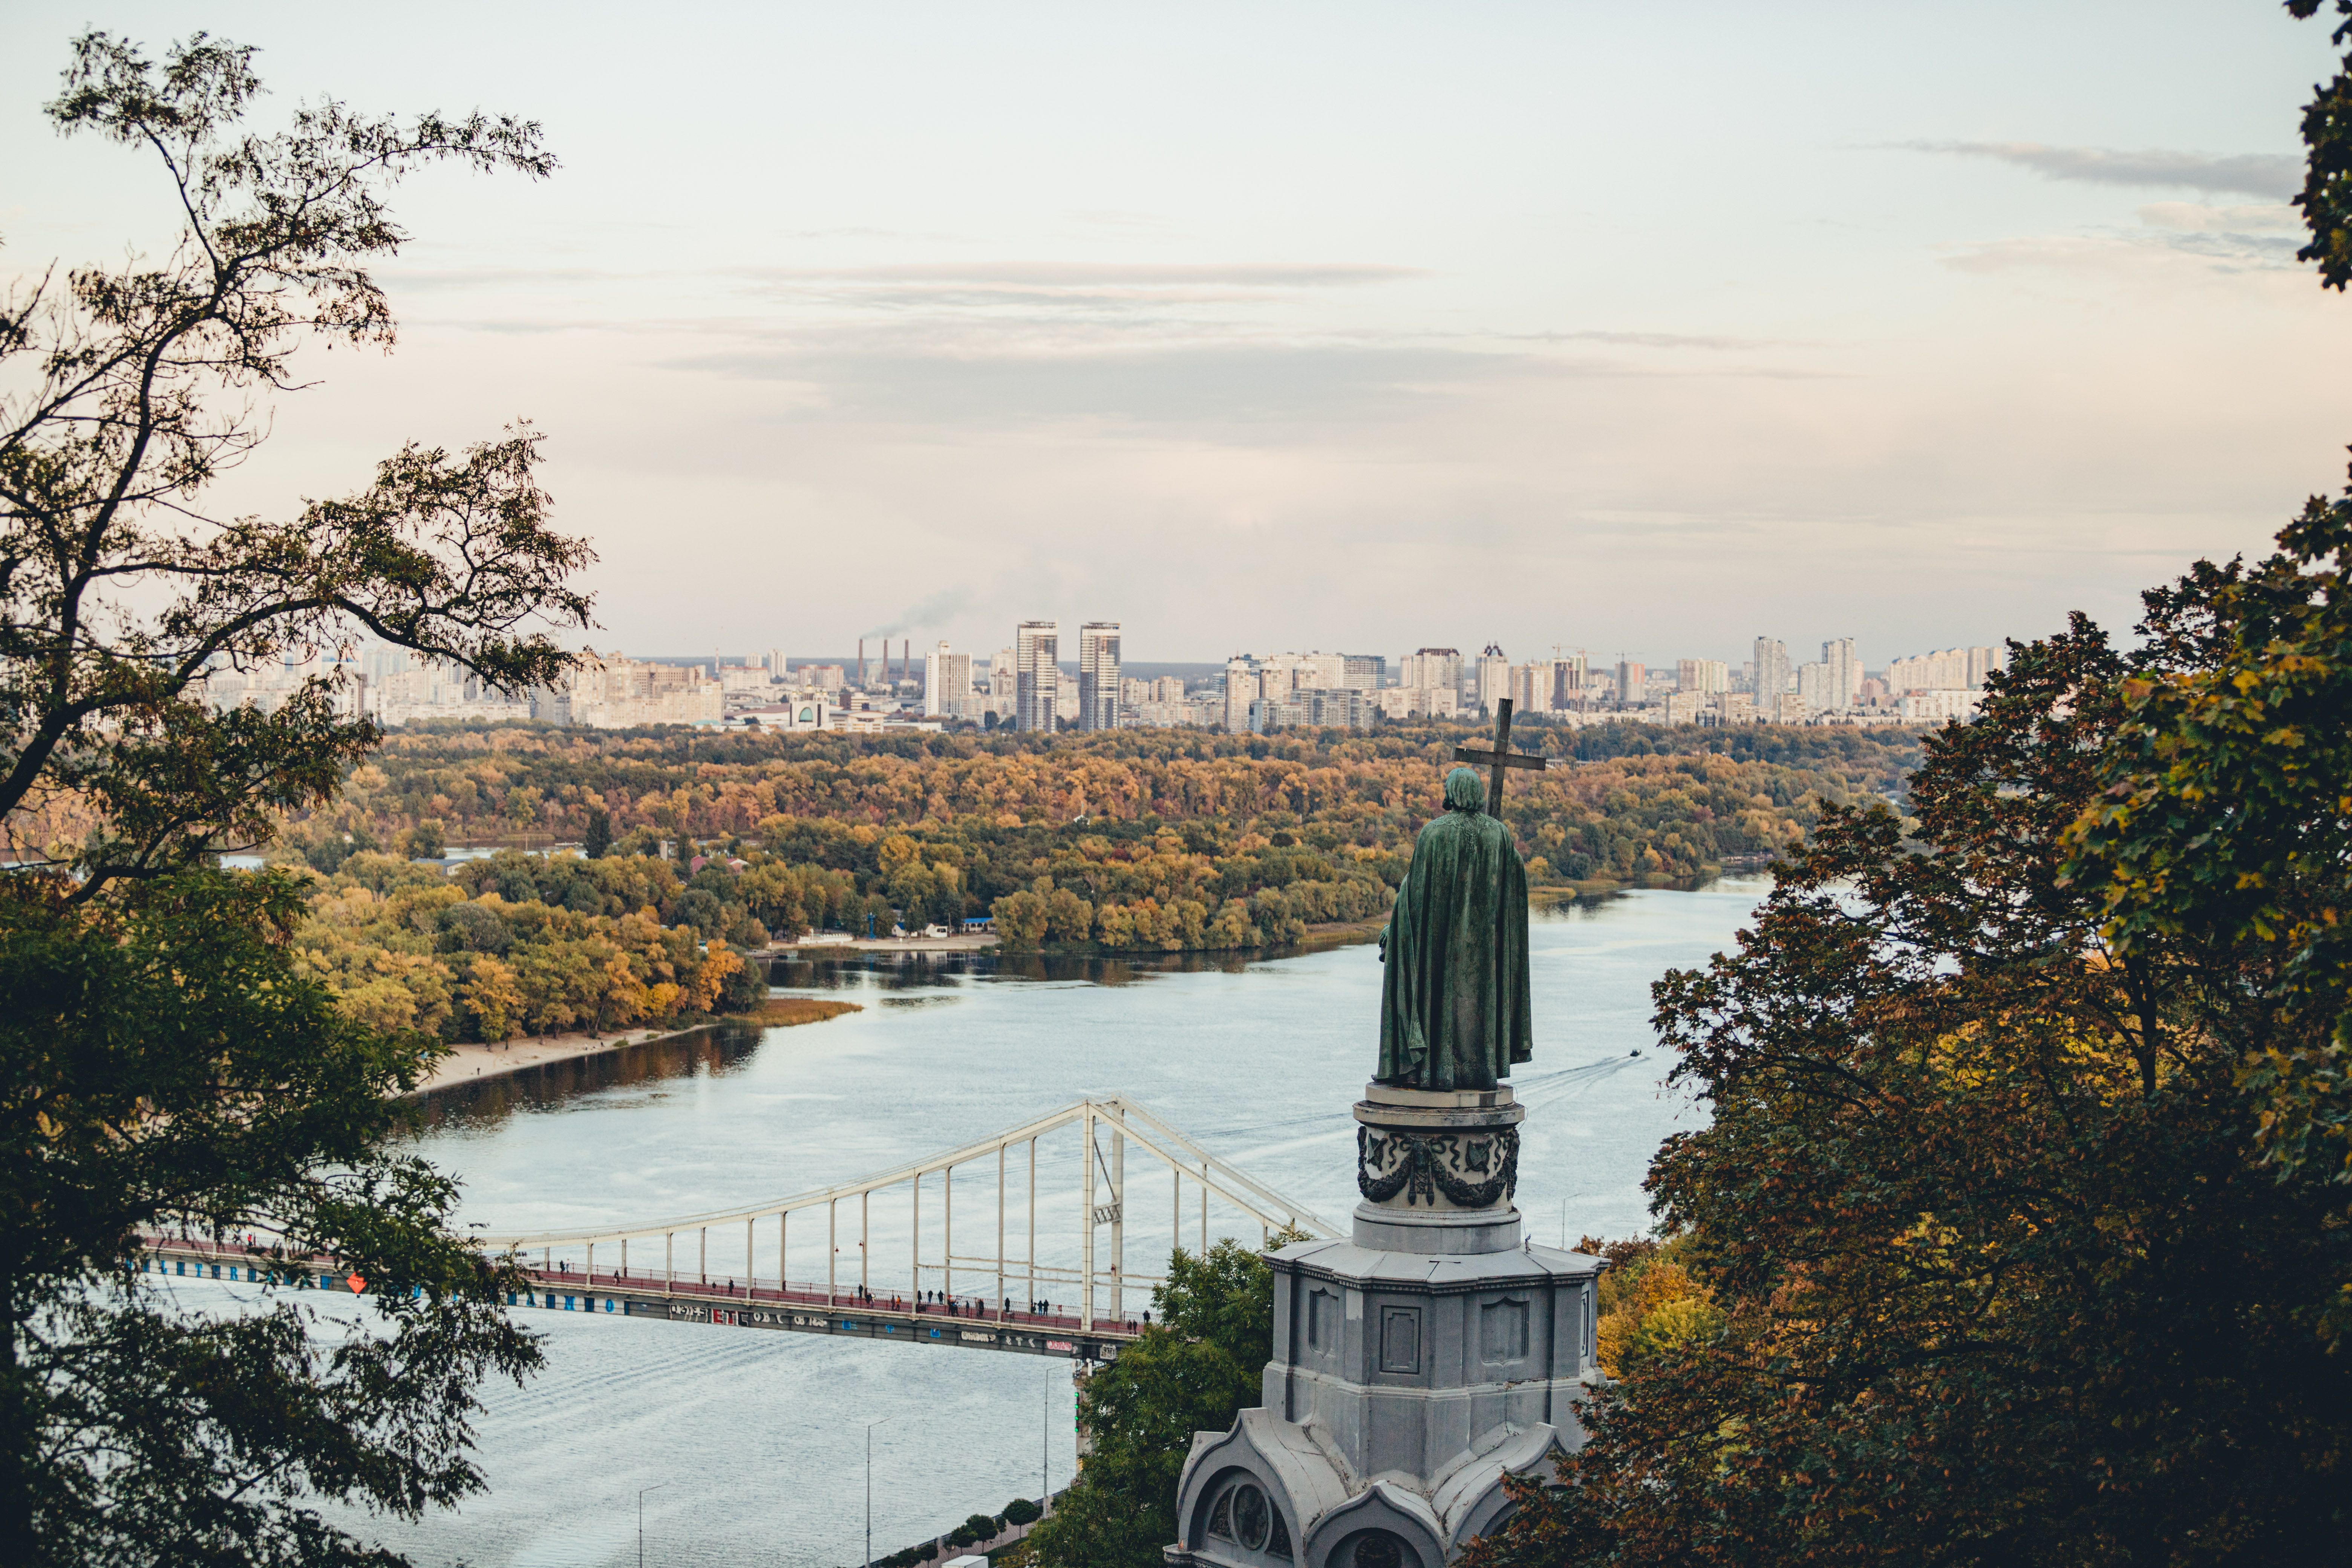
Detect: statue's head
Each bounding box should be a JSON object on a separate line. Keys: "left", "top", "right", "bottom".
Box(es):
{"left": 1443, "top": 766, "right": 1485, "bottom": 813}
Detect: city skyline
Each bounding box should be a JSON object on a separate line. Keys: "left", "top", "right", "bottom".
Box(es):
{"left": 3, "top": 5, "right": 2341, "bottom": 666}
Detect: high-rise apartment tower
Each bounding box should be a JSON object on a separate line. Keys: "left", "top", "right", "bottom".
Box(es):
{"left": 1077, "top": 622, "right": 1121, "bottom": 732}
{"left": 1820, "top": 637, "right": 1859, "bottom": 714}
{"left": 1015, "top": 622, "right": 1060, "bottom": 733}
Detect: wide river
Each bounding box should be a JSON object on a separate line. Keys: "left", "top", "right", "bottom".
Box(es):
{"left": 288, "top": 877, "right": 1765, "bottom": 1567}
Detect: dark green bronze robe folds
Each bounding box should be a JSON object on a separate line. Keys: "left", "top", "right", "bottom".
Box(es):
{"left": 1377, "top": 767, "right": 1533, "bottom": 1090}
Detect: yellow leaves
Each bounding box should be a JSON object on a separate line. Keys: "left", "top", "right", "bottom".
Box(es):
{"left": 456, "top": 955, "right": 524, "bottom": 1041}
{"left": 687, "top": 940, "right": 741, "bottom": 1013}
{"left": 1597, "top": 1255, "right": 1721, "bottom": 1378}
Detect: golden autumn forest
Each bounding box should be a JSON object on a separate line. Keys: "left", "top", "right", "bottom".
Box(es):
{"left": 268, "top": 721, "right": 1919, "bottom": 1044}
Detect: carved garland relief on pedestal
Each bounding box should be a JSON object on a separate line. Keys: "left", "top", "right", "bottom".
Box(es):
{"left": 1355, "top": 1125, "right": 1521, "bottom": 1208}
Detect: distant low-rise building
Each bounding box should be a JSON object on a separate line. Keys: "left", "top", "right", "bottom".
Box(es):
{"left": 531, "top": 652, "right": 723, "bottom": 729}
{"left": 1901, "top": 688, "right": 1983, "bottom": 725}
{"left": 721, "top": 694, "right": 836, "bottom": 732}
{"left": 202, "top": 658, "right": 366, "bottom": 719}
{"left": 1664, "top": 690, "right": 1708, "bottom": 725}
{"left": 1374, "top": 686, "right": 1460, "bottom": 721}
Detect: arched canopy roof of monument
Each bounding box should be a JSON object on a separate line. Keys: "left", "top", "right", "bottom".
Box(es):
{"left": 1176, "top": 1409, "right": 1356, "bottom": 1550}
{"left": 1430, "top": 1424, "right": 1576, "bottom": 1549}
{"left": 1301, "top": 1481, "right": 1448, "bottom": 1568}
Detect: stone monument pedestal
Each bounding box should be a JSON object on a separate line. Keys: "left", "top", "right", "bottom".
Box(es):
{"left": 1165, "top": 1084, "right": 1606, "bottom": 1568}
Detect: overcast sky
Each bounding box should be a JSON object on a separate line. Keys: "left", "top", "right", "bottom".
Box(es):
{"left": 5, "top": 2, "right": 2347, "bottom": 668}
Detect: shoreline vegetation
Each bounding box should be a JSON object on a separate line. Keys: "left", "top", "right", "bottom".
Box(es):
{"left": 267, "top": 723, "right": 1915, "bottom": 1034}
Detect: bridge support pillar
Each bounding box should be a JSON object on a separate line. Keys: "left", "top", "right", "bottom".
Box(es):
{"left": 1080, "top": 1105, "right": 1096, "bottom": 1331}
{"left": 1109, "top": 1127, "right": 1124, "bottom": 1323}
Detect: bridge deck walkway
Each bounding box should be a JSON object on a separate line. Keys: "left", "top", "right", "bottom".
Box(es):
{"left": 132, "top": 1235, "right": 1145, "bottom": 1361}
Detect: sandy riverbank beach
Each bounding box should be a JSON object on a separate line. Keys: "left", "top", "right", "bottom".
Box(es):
{"left": 406, "top": 998, "right": 861, "bottom": 1096}
{"left": 407, "top": 1028, "right": 691, "bottom": 1096}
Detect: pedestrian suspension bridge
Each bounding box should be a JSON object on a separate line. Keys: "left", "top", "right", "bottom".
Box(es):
{"left": 138, "top": 1097, "right": 1340, "bottom": 1365}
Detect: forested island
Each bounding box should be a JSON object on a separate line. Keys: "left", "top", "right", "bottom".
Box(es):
{"left": 265, "top": 723, "right": 1920, "bottom": 1041}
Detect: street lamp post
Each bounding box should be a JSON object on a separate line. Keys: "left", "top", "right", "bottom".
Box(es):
{"left": 639, "top": 1483, "right": 665, "bottom": 1568}
{"left": 867, "top": 1416, "right": 893, "bottom": 1568}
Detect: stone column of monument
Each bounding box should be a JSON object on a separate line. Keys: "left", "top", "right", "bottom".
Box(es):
{"left": 1165, "top": 759, "right": 1608, "bottom": 1568}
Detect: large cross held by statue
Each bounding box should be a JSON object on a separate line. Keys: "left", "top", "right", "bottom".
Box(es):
{"left": 1454, "top": 697, "right": 1550, "bottom": 810}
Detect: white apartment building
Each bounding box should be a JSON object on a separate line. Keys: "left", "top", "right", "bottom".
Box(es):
{"left": 1475, "top": 644, "right": 1510, "bottom": 715}
{"left": 1677, "top": 658, "right": 1729, "bottom": 696}
{"left": 1753, "top": 637, "right": 1792, "bottom": 701}
{"left": 1508, "top": 663, "right": 1554, "bottom": 715}
{"left": 1819, "top": 638, "right": 1860, "bottom": 714}
{"left": 923, "top": 640, "right": 974, "bottom": 718}
{"left": 1886, "top": 645, "right": 2006, "bottom": 691}
{"left": 1223, "top": 656, "right": 1258, "bottom": 732}
{"left": 1399, "top": 648, "right": 1463, "bottom": 694}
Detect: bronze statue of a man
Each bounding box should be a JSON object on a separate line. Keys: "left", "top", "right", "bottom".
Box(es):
{"left": 1376, "top": 765, "right": 1533, "bottom": 1091}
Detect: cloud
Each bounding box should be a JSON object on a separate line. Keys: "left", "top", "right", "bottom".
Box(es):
{"left": 2136, "top": 201, "right": 2299, "bottom": 234}
{"left": 726, "top": 261, "right": 1436, "bottom": 331}
{"left": 661, "top": 339, "right": 1836, "bottom": 430}
{"left": 381, "top": 265, "right": 641, "bottom": 292}
{"left": 1936, "top": 204, "right": 2301, "bottom": 274}
{"left": 1503, "top": 329, "right": 1793, "bottom": 351}
{"left": 744, "top": 261, "right": 1429, "bottom": 288}
{"left": 1895, "top": 140, "right": 2299, "bottom": 199}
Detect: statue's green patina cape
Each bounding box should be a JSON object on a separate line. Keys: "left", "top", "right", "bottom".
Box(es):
{"left": 1376, "top": 768, "right": 1533, "bottom": 1090}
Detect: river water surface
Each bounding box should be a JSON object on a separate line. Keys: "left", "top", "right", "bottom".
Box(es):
{"left": 185, "top": 877, "right": 1767, "bottom": 1567}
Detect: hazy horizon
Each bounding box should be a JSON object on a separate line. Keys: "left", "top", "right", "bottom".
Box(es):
{"left": 5, "top": 2, "right": 2343, "bottom": 669}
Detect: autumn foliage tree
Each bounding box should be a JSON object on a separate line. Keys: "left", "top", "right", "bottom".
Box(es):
{"left": 0, "top": 32, "right": 591, "bottom": 1565}
{"left": 1464, "top": 577, "right": 2352, "bottom": 1567}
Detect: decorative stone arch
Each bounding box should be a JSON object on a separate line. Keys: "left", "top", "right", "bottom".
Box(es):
{"left": 1302, "top": 1483, "right": 1445, "bottom": 1568}
{"left": 1439, "top": 1434, "right": 1575, "bottom": 1551}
